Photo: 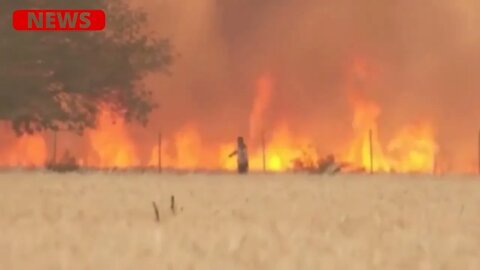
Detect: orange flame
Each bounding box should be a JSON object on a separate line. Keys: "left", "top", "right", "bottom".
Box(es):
{"left": 0, "top": 60, "right": 442, "bottom": 173}
{"left": 0, "top": 123, "right": 47, "bottom": 167}
{"left": 344, "top": 96, "right": 391, "bottom": 171}
{"left": 219, "top": 124, "right": 317, "bottom": 172}
{"left": 249, "top": 74, "right": 273, "bottom": 141}
{"left": 253, "top": 124, "right": 317, "bottom": 171}
{"left": 219, "top": 74, "right": 317, "bottom": 172}
{"left": 171, "top": 124, "right": 203, "bottom": 169}
{"left": 387, "top": 123, "right": 438, "bottom": 172}
{"left": 86, "top": 107, "right": 139, "bottom": 168}
{"left": 343, "top": 57, "right": 438, "bottom": 173}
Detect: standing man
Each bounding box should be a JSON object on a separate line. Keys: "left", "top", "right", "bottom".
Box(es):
{"left": 229, "top": 136, "right": 249, "bottom": 174}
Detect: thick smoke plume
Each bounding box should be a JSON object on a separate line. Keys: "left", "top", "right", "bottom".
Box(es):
{"left": 3, "top": 0, "right": 479, "bottom": 172}
{"left": 135, "top": 0, "right": 480, "bottom": 171}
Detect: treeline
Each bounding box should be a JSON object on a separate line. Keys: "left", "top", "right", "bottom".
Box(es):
{"left": 0, "top": 0, "right": 172, "bottom": 135}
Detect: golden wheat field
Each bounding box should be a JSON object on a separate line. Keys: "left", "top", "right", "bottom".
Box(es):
{"left": 0, "top": 171, "right": 479, "bottom": 269}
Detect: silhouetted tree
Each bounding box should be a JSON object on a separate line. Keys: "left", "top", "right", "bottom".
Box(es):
{"left": 0, "top": 0, "right": 172, "bottom": 135}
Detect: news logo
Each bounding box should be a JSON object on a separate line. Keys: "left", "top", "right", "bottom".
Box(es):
{"left": 13, "top": 10, "right": 106, "bottom": 31}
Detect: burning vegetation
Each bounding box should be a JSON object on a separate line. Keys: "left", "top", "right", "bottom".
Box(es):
{"left": 0, "top": 57, "right": 442, "bottom": 174}
{"left": 1, "top": 0, "right": 479, "bottom": 174}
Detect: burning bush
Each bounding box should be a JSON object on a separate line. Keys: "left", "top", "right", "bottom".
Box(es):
{"left": 293, "top": 153, "right": 367, "bottom": 175}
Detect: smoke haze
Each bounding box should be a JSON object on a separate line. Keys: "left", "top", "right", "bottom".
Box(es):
{"left": 133, "top": 0, "right": 480, "bottom": 171}
{"left": 3, "top": 0, "right": 477, "bottom": 171}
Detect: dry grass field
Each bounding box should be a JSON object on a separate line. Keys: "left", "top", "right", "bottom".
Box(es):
{"left": 0, "top": 171, "right": 479, "bottom": 269}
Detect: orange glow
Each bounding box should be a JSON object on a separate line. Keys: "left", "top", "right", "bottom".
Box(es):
{"left": 343, "top": 94, "right": 438, "bottom": 173}
{"left": 249, "top": 74, "right": 273, "bottom": 141}
{"left": 148, "top": 141, "right": 175, "bottom": 169}
{"left": 86, "top": 107, "right": 139, "bottom": 168}
{"left": 0, "top": 123, "right": 48, "bottom": 167}
{"left": 5, "top": 134, "right": 47, "bottom": 167}
{"left": 14, "top": 135, "right": 48, "bottom": 167}
{"left": 252, "top": 124, "right": 317, "bottom": 172}
{"left": 342, "top": 57, "right": 437, "bottom": 173}
{"left": 148, "top": 124, "right": 217, "bottom": 170}
{"left": 387, "top": 123, "right": 438, "bottom": 172}
{"left": 219, "top": 142, "right": 237, "bottom": 171}
{"left": 0, "top": 61, "right": 441, "bottom": 173}
{"left": 171, "top": 124, "right": 203, "bottom": 169}
{"left": 344, "top": 95, "right": 390, "bottom": 171}
{"left": 218, "top": 124, "right": 317, "bottom": 172}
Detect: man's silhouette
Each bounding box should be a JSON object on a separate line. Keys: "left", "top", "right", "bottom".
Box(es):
{"left": 229, "top": 136, "right": 249, "bottom": 174}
